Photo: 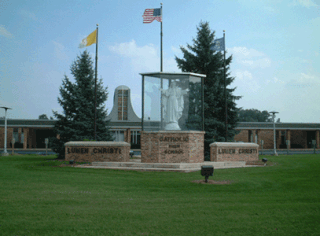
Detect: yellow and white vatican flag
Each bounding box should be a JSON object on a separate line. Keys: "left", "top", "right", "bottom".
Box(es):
{"left": 78, "top": 29, "right": 97, "bottom": 48}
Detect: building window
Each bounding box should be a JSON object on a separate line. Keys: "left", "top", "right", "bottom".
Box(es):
{"left": 13, "top": 128, "right": 19, "bottom": 142}
{"left": 112, "top": 130, "right": 125, "bottom": 141}
{"left": 21, "top": 129, "right": 24, "bottom": 143}
{"left": 130, "top": 130, "right": 141, "bottom": 149}
{"left": 118, "top": 89, "right": 128, "bottom": 120}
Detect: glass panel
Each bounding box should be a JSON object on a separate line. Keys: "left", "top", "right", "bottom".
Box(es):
{"left": 112, "top": 131, "right": 125, "bottom": 141}
{"left": 112, "top": 131, "right": 117, "bottom": 141}
{"left": 143, "top": 76, "right": 161, "bottom": 131}
{"left": 13, "top": 132, "right": 19, "bottom": 142}
{"left": 118, "top": 131, "right": 124, "bottom": 141}
{"left": 143, "top": 74, "right": 202, "bottom": 131}
{"left": 13, "top": 128, "right": 19, "bottom": 142}
{"left": 130, "top": 131, "right": 141, "bottom": 149}
{"left": 185, "top": 75, "right": 202, "bottom": 131}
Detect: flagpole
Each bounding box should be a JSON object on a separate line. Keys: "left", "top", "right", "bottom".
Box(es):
{"left": 94, "top": 24, "right": 98, "bottom": 141}
{"left": 160, "top": 3, "right": 163, "bottom": 130}
{"left": 223, "top": 30, "right": 227, "bottom": 142}
{"left": 160, "top": 3, "right": 163, "bottom": 72}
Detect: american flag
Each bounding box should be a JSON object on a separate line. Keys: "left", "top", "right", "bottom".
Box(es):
{"left": 142, "top": 8, "right": 162, "bottom": 23}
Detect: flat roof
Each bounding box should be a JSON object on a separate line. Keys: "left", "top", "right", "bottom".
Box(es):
{"left": 139, "top": 72, "right": 206, "bottom": 78}
{"left": 1, "top": 119, "right": 320, "bottom": 130}
{"left": 236, "top": 122, "right": 320, "bottom": 130}
{"left": 0, "top": 119, "right": 56, "bottom": 127}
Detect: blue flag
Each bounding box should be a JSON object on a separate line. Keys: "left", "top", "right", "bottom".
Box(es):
{"left": 210, "top": 37, "right": 225, "bottom": 51}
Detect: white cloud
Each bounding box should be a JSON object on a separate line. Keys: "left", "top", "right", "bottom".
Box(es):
{"left": 164, "top": 57, "right": 180, "bottom": 72}
{"left": 171, "top": 46, "right": 181, "bottom": 54}
{"left": 290, "top": 0, "right": 319, "bottom": 8}
{"left": 109, "top": 40, "right": 156, "bottom": 58}
{"left": 18, "top": 9, "right": 37, "bottom": 21}
{"left": 235, "top": 70, "right": 260, "bottom": 92}
{"left": 288, "top": 73, "right": 320, "bottom": 87}
{"left": 228, "top": 46, "right": 271, "bottom": 69}
{"left": 109, "top": 40, "right": 179, "bottom": 72}
{"left": 0, "top": 25, "right": 13, "bottom": 38}
{"left": 52, "top": 41, "right": 68, "bottom": 61}
{"left": 266, "top": 77, "right": 285, "bottom": 84}
{"left": 229, "top": 47, "right": 265, "bottom": 58}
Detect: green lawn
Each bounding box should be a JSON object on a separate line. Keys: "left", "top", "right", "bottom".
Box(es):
{"left": 0, "top": 154, "right": 319, "bottom": 236}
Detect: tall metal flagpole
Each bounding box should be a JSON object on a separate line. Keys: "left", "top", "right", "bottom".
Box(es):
{"left": 223, "top": 30, "right": 228, "bottom": 142}
{"left": 94, "top": 24, "right": 99, "bottom": 140}
{"left": 160, "top": 3, "right": 163, "bottom": 72}
{"left": 160, "top": 3, "right": 164, "bottom": 129}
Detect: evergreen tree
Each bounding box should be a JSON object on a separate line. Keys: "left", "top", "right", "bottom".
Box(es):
{"left": 175, "top": 21, "right": 241, "bottom": 158}
{"left": 51, "top": 50, "right": 113, "bottom": 159}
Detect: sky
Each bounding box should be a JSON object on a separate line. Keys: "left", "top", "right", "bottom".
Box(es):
{"left": 0, "top": 0, "right": 319, "bottom": 123}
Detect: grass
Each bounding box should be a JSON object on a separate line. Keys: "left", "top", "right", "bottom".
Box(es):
{"left": 0, "top": 154, "right": 319, "bottom": 236}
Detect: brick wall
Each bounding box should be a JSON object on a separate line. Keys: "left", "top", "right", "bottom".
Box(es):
{"left": 141, "top": 131, "right": 205, "bottom": 163}
{"left": 259, "top": 130, "right": 274, "bottom": 149}
{"left": 0, "top": 128, "right": 13, "bottom": 149}
{"left": 234, "top": 130, "right": 248, "bottom": 142}
{"left": 291, "top": 130, "right": 307, "bottom": 148}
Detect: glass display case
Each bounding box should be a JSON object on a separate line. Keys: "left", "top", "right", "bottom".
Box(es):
{"left": 140, "top": 72, "right": 206, "bottom": 131}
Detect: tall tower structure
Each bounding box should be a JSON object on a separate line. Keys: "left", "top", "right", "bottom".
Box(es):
{"left": 108, "top": 85, "right": 140, "bottom": 122}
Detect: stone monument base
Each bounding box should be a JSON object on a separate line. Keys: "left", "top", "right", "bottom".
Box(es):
{"left": 141, "top": 131, "right": 205, "bottom": 163}
{"left": 210, "top": 142, "right": 259, "bottom": 162}
{"left": 65, "top": 141, "right": 130, "bottom": 162}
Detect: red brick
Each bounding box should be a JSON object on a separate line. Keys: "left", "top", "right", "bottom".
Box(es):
{"left": 141, "top": 131, "right": 205, "bottom": 163}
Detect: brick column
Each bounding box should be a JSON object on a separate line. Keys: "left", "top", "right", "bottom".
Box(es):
{"left": 316, "top": 130, "right": 320, "bottom": 149}
{"left": 126, "top": 128, "right": 131, "bottom": 144}
{"left": 0, "top": 127, "right": 2, "bottom": 148}
{"left": 286, "top": 130, "right": 291, "bottom": 149}
{"left": 23, "top": 128, "right": 28, "bottom": 149}
{"left": 18, "top": 128, "right": 22, "bottom": 145}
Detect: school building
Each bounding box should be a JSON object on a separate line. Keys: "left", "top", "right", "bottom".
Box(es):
{"left": 1, "top": 85, "right": 319, "bottom": 151}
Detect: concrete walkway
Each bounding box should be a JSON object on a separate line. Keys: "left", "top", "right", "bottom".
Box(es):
{"left": 76, "top": 158, "right": 263, "bottom": 172}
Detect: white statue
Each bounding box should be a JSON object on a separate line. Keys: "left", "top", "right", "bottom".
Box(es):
{"left": 160, "top": 81, "right": 188, "bottom": 130}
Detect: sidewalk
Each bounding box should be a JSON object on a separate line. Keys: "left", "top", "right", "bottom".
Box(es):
{"left": 76, "top": 158, "right": 264, "bottom": 173}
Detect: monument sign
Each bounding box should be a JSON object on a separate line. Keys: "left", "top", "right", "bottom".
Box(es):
{"left": 210, "top": 142, "right": 259, "bottom": 162}
{"left": 65, "top": 141, "right": 130, "bottom": 162}
{"left": 140, "top": 72, "right": 206, "bottom": 163}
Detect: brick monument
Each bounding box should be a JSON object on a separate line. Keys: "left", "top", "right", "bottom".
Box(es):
{"left": 141, "top": 131, "right": 204, "bottom": 163}
{"left": 210, "top": 142, "right": 259, "bottom": 162}
{"left": 65, "top": 141, "right": 130, "bottom": 162}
